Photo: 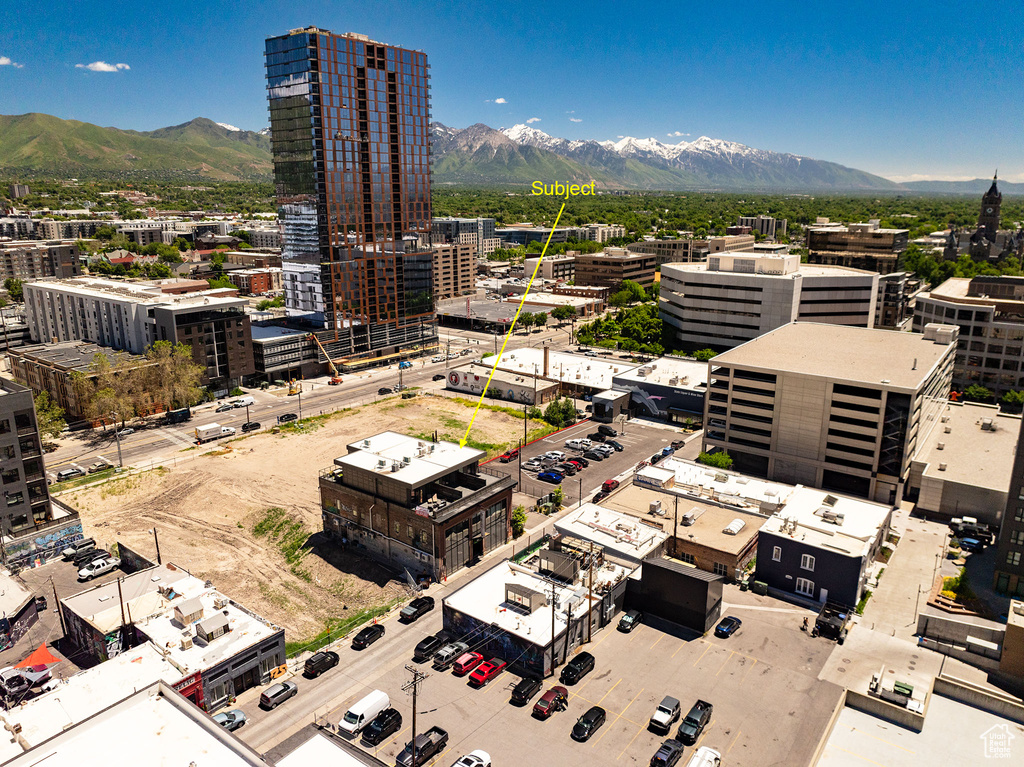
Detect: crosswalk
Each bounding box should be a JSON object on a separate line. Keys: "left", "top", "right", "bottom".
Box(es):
{"left": 162, "top": 428, "right": 197, "bottom": 449}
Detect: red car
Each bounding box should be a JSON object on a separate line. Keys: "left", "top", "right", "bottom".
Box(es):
{"left": 533, "top": 685, "right": 569, "bottom": 719}
{"left": 602, "top": 479, "right": 620, "bottom": 493}
{"left": 499, "top": 448, "right": 520, "bottom": 463}
{"left": 452, "top": 652, "right": 483, "bottom": 676}
{"left": 468, "top": 658, "right": 507, "bottom": 687}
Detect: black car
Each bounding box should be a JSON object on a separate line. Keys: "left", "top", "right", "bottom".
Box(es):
{"left": 606, "top": 440, "right": 624, "bottom": 451}
{"left": 413, "top": 630, "right": 453, "bottom": 662}
{"left": 598, "top": 425, "right": 617, "bottom": 437}
{"left": 361, "top": 707, "right": 403, "bottom": 746}
{"left": 588, "top": 432, "right": 606, "bottom": 443}
{"left": 34, "top": 595, "right": 47, "bottom": 611}
{"left": 242, "top": 421, "right": 261, "bottom": 433}
{"left": 670, "top": 440, "right": 685, "bottom": 450}
{"left": 432, "top": 374, "right": 446, "bottom": 382}
{"left": 571, "top": 706, "right": 607, "bottom": 742}
{"left": 378, "top": 387, "right": 392, "bottom": 396}
{"left": 352, "top": 624, "right": 385, "bottom": 649}
{"left": 399, "top": 596, "right": 435, "bottom": 623}
{"left": 510, "top": 676, "right": 543, "bottom": 706}
{"left": 592, "top": 489, "right": 609, "bottom": 503}
{"left": 650, "top": 739, "right": 686, "bottom": 767}
{"left": 583, "top": 450, "right": 605, "bottom": 462}
{"left": 617, "top": 609, "right": 643, "bottom": 633}
{"left": 568, "top": 456, "right": 589, "bottom": 468}
{"left": 559, "top": 651, "right": 595, "bottom": 685}
{"left": 650, "top": 453, "right": 663, "bottom": 465}
{"left": 303, "top": 650, "right": 339, "bottom": 678}
{"left": 215, "top": 403, "right": 233, "bottom": 413}
{"left": 677, "top": 700, "right": 713, "bottom": 745}
{"left": 552, "top": 462, "right": 577, "bottom": 476}
{"left": 278, "top": 413, "right": 297, "bottom": 423}
{"left": 74, "top": 549, "right": 109, "bottom": 567}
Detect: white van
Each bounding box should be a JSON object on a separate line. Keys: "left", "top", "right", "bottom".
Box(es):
{"left": 338, "top": 689, "right": 389, "bottom": 735}
{"left": 232, "top": 396, "right": 255, "bottom": 408}
{"left": 685, "top": 747, "right": 721, "bottom": 767}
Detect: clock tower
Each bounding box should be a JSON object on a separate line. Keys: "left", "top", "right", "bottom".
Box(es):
{"left": 979, "top": 172, "right": 1001, "bottom": 238}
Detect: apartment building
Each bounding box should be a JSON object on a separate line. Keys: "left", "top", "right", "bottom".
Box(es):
{"left": 737, "top": 215, "right": 787, "bottom": 239}
{"left": 703, "top": 322, "right": 958, "bottom": 504}
{"left": 660, "top": 253, "right": 878, "bottom": 351}
{"left": 495, "top": 225, "right": 574, "bottom": 247}
{"left": 23, "top": 278, "right": 254, "bottom": 389}
{"left": 524, "top": 253, "right": 575, "bottom": 282}
{"left": 574, "top": 248, "right": 657, "bottom": 289}
{"left": 806, "top": 220, "right": 909, "bottom": 274}
{"left": 0, "top": 216, "right": 35, "bottom": 240}
{"left": 431, "top": 241, "right": 477, "bottom": 300}
{"left": 226, "top": 268, "right": 282, "bottom": 295}
{"left": 432, "top": 217, "right": 500, "bottom": 255}
{"left": 223, "top": 251, "right": 283, "bottom": 269}
{"left": 708, "top": 234, "right": 756, "bottom": 253}
{"left": 627, "top": 238, "right": 709, "bottom": 266}
{"left": 241, "top": 228, "right": 282, "bottom": 249}
{"left": 0, "top": 240, "right": 81, "bottom": 281}
{"left": 995, "top": 424, "right": 1024, "bottom": 597}
{"left": 0, "top": 379, "right": 53, "bottom": 537}
{"left": 581, "top": 223, "right": 626, "bottom": 243}
{"left": 320, "top": 431, "right": 516, "bottom": 579}
{"left": 8, "top": 184, "right": 30, "bottom": 199}
{"left": 34, "top": 219, "right": 107, "bottom": 240}
{"left": 913, "top": 275, "right": 1024, "bottom": 398}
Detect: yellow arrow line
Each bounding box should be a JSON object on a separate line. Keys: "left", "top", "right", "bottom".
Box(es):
{"left": 460, "top": 202, "right": 566, "bottom": 448}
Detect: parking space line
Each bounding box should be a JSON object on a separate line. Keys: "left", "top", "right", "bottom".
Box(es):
{"left": 571, "top": 692, "right": 645, "bottom": 729}
{"left": 692, "top": 642, "right": 712, "bottom": 667}
{"left": 627, "top": 625, "right": 646, "bottom": 642}
{"left": 693, "top": 719, "right": 714, "bottom": 751}
{"left": 619, "top": 687, "right": 644, "bottom": 719}
{"left": 726, "top": 729, "right": 742, "bottom": 755}
{"left": 670, "top": 639, "right": 688, "bottom": 658}
{"left": 377, "top": 723, "right": 411, "bottom": 751}
{"left": 426, "top": 746, "right": 451, "bottom": 766}
{"left": 616, "top": 720, "right": 646, "bottom": 761}
{"left": 715, "top": 651, "right": 736, "bottom": 676}
{"left": 851, "top": 726, "right": 916, "bottom": 754}
{"left": 831, "top": 746, "right": 888, "bottom": 766}
{"left": 648, "top": 633, "right": 665, "bottom": 651}
{"left": 596, "top": 678, "right": 621, "bottom": 705}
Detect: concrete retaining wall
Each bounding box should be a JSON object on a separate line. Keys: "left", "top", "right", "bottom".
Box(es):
{"left": 934, "top": 674, "right": 1024, "bottom": 725}
{"left": 844, "top": 689, "right": 926, "bottom": 732}
{"left": 917, "top": 637, "right": 1002, "bottom": 671}
{"left": 917, "top": 612, "right": 1004, "bottom": 646}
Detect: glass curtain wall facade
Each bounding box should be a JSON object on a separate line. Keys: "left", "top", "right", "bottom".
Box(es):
{"left": 265, "top": 28, "right": 436, "bottom": 365}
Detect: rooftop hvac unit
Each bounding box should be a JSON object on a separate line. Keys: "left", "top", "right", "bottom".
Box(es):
{"left": 723, "top": 519, "right": 745, "bottom": 535}
{"left": 391, "top": 462, "right": 401, "bottom": 472}
{"left": 363, "top": 439, "right": 371, "bottom": 447}
{"left": 821, "top": 511, "right": 844, "bottom": 525}
{"left": 941, "top": 416, "right": 949, "bottom": 423}
{"left": 377, "top": 459, "right": 386, "bottom": 469}
{"left": 180, "top": 631, "right": 193, "bottom": 650}
{"left": 939, "top": 463, "right": 947, "bottom": 471}
{"left": 213, "top": 597, "right": 227, "bottom": 610}
{"left": 823, "top": 494, "right": 838, "bottom": 507}
{"left": 715, "top": 473, "right": 728, "bottom": 482}
{"left": 944, "top": 426, "right": 951, "bottom": 433}
{"left": 669, "top": 377, "right": 679, "bottom": 385}
{"left": 650, "top": 500, "right": 662, "bottom": 515}
{"left": 981, "top": 418, "right": 996, "bottom": 431}
{"left": 937, "top": 442, "right": 944, "bottom": 450}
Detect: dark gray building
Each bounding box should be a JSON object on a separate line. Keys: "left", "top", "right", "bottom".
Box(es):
{"left": 627, "top": 557, "right": 723, "bottom": 634}
{"left": 995, "top": 423, "right": 1024, "bottom": 597}
{"left": 0, "top": 379, "right": 52, "bottom": 539}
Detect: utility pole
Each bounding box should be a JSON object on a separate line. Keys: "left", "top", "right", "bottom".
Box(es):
{"left": 111, "top": 411, "right": 123, "bottom": 468}
{"left": 586, "top": 542, "right": 595, "bottom": 643}
{"left": 151, "top": 527, "right": 162, "bottom": 565}
{"left": 578, "top": 476, "right": 583, "bottom": 507}
{"left": 403, "top": 665, "right": 428, "bottom": 767}
{"left": 50, "top": 577, "right": 67, "bottom": 637}
{"left": 445, "top": 338, "right": 451, "bottom": 369}
{"left": 297, "top": 388, "right": 303, "bottom": 422}
{"left": 550, "top": 579, "right": 558, "bottom": 674}
{"left": 673, "top": 494, "right": 679, "bottom": 556}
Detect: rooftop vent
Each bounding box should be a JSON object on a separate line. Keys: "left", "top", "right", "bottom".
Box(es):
{"left": 939, "top": 462, "right": 947, "bottom": 471}
{"left": 981, "top": 418, "right": 996, "bottom": 431}
{"left": 823, "top": 494, "right": 838, "bottom": 507}
{"left": 937, "top": 442, "right": 945, "bottom": 450}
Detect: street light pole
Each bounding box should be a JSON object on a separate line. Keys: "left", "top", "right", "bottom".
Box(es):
{"left": 111, "top": 411, "right": 123, "bottom": 468}
{"left": 297, "top": 389, "right": 302, "bottom": 422}
{"left": 150, "top": 527, "right": 162, "bottom": 565}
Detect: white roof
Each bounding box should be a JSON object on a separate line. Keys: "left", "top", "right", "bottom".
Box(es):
{"left": 61, "top": 564, "right": 198, "bottom": 633}
{"left": 760, "top": 486, "right": 891, "bottom": 558}
{"left": 0, "top": 572, "right": 32, "bottom": 617}
{"left": 494, "top": 348, "right": 638, "bottom": 390}
{"left": 661, "top": 458, "right": 795, "bottom": 511}
{"left": 613, "top": 356, "right": 708, "bottom": 391}
{"left": 555, "top": 504, "right": 668, "bottom": 563}
{"left": 3, "top": 682, "right": 264, "bottom": 767}
{"left": 339, "top": 431, "right": 483, "bottom": 487}
{"left": 134, "top": 586, "right": 281, "bottom": 676}
{"left": 0, "top": 644, "right": 184, "bottom": 751}
{"left": 276, "top": 732, "right": 368, "bottom": 767}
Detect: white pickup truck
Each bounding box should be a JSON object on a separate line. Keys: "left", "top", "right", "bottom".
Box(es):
{"left": 78, "top": 556, "right": 121, "bottom": 581}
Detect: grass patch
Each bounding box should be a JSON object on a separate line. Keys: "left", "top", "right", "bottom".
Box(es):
{"left": 179, "top": 446, "right": 196, "bottom": 452}
{"left": 52, "top": 467, "right": 118, "bottom": 491}
{"left": 252, "top": 507, "right": 313, "bottom": 579}
{"left": 258, "top": 581, "right": 289, "bottom": 611}
{"left": 285, "top": 598, "right": 403, "bottom": 656}
{"left": 856, "top": 589, "right": 872, "bottom": 615}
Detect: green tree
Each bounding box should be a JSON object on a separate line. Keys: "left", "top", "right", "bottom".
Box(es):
{"left": 172, "top": 237, "right": 192, "bottom": 251}
{"left": 542, "top": 397, "right": 576, "bottom": 428}
{"left": 692, "top": 348, "right": 718, "bottom": 361}
{"left": 33, "top": 391, "right": 66, "bottom": 439}
{"left": 608, "top": 289, "right": 631, "bottom": 308}
{"left": 697, "top": 451, "right": 733, "bottom": 470}
{"left": 963, "top": 384, "right": 993, "bottom": 403}
{"left": 550, "top": 487, "right": 564, "bottom": 509}
{"left": 94, "top": 225, "right": 117, "bottom": 241}
{"left": 552, "top": 305, "right": 576, "bottom": 322}
{"left": 228, "top": 230, "right": 252, "bottom": 244}
{"left": 1001, "top": 389, "right": 1024, "bottom": 414}
{"left": 3, "top": 278, "right": 23, "bottom": 301}
{"left": 206, "top": 275, "right": 235, "bottom": 290}
{"left": 144, "top": 340, "right": 205, "bottom": 411}
{"left": 518, "top": 312, "right": 534, "bottom": 332}
{"left": 620, "top": 279, "right": 647, "bottom": 304}
{"left": 533, "top": 312, "right": 549, "bottom": 331}
{"left": 511, "top": 504, "right": 528, "bottom": 538}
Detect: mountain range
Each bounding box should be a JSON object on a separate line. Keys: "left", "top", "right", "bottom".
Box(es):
{"left": 0, "top": 112, "right": 1015, "bottom": 193}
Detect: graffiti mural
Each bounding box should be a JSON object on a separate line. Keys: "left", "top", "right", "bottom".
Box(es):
{"left": 4, "top": 520, "right": 84, "bottom": 570}
{"left": 0, "top": 602, "right": 39, "bottom": 653}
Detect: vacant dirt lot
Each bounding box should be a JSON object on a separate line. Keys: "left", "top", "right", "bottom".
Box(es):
{"left": 59, "top": 395, "right": 535, "bottom": 643}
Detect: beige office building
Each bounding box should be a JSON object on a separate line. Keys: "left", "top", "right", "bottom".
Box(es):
{"left": 708, "top": 234, "right": 756, "bottom": 253}
{"left": 574, "top": 248, "right": 657, "bottom": 289}
{"left": 627, "top": 237, "right": 709, "bottom": 266}
{"left": 703, "top": 322, "right": 957, "bottom": 504}
{"left": 660, "top": 253, "right": 878, "bottom": 351}
{"left": 806, "top": 220, "right": 908, "bottom": 274}
{"left": 432, "top": 241, "right": 477, "bottom": 300}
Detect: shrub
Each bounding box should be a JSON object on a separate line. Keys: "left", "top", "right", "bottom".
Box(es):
{"left": 697, "top": 451, "right": 733, "bottom": 470}
{"left": 511, "top": 505, "right": 528, "bottom": 538}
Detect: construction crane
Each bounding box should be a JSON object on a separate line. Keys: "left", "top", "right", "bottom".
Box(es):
{"left": 307, "top": 334, "right": 343, "bottom": 385}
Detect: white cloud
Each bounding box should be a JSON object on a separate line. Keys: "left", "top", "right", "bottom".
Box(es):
{"left": 569, "top": 118, "right": 582, "bottom": 123}
{"left": 526, "top": 117, "right": 541, "bottom": 124}
{"left": 494, "top": 97, "right": 507, "bottom": 104}
{"left": 76, "top": 61, "right": 130, "bottom": 72}
{"left": 667, "top": 131, "right": 690, "bottom": 137}
{"left": 0, "top": 56, "right": 24, "bottom": 69}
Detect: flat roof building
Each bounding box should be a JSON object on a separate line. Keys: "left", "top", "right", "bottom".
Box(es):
{"left": 609, "top": 356, "right": 708, "bottom": 423}
{"left": 806, "top": 220, "right": 908, "bottom": 274}
{"left": 492, "top": 347, "right": 639, "bottom": 395}
{"left": 908, "top": 401, "right": 1020, "bottom": 526}
{"left": 432, "top": 241, "right": 477, "bottom": 300}
{"left": 555, "top": 504, "right": 668, "bottom": 567}
{"left": 704, "top": 322, "right": 958, "bottom": 504}
{"left": 320, "top": 432, "right": 515, "bottom": 580}
{"left": 0, "top": 239, "right": 81, "bottom": 281}
{"left": 445, "top": 362, "right": 560, "bottom": 406}
{"left": 627, "top": 237, "right": 709, "bottom": 267}
{"left": 574, "top": 248, "right": 657, "bottom": 289}
{"left": 0, "top": 379, "right": 53, "bottom": 538}
{"left": 660, "top": 254, "right": 878, "bottom": 352}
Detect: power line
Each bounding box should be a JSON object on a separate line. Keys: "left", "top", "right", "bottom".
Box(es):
{"left": 402, "top": 664, "right": 429, "bottom": 767}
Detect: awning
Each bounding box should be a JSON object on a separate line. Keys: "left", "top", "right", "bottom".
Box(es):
{"left": 16, "top": 642, "right": 60, "bottom": 667}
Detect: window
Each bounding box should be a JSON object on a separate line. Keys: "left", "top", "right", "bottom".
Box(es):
{"left": 1016, "top": 507, "right": 1024, "bottom": 523}
{"left": 795, "top": 577, "right": 815, "bottom": 597}
{"left": 713, "top": 562, "right": 729, "bottom": 577}
{"left": 1007, "top": 551, "right": 1022, "bottom": 567}
{"left": 772, "top": 546, "right": 782, "bottom": 562}
{"left": 6, "top": 491, "right": 24, "bottom": 507}
{"left": 800, "top": 554, "right": 815, "bottom": 571}
{"left": 677, "top": 551, "right": 695, "bottom": 565}
{"left": 1010, "top": 530, "right": 1024, "bottom": 546}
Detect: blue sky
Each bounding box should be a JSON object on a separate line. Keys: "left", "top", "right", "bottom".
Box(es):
{"left": 1, "top": 0, "right": 1021, "bottom": 181}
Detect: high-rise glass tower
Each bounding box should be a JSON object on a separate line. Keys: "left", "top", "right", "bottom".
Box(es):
{"left": 265, "top": 27, "right": 436, "bottom": 365}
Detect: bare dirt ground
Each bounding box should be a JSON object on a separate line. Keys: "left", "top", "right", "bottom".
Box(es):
{"left": 58, "top": 395, "right": 531, "bottom": 643}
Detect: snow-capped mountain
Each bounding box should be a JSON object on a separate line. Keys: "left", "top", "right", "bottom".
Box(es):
{"left": 258, "top": 127, "right": 271, "bottom": 137}
{"left": 450, "top": 123, "right": 897, "bottom": 191}
{"left": 216, "top": 122, "right": 242, "bottom": 132}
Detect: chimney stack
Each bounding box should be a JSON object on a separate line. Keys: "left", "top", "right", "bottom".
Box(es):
{"left": 543, "top": 346, "right": 550, "bottom": 377}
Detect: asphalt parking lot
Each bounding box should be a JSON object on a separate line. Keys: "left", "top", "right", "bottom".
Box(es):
{"left": 329, "top": 595, "right": 843, "bottom": 767}
{"left": 487, "top": 420, "right": 685, "bottom": 504}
